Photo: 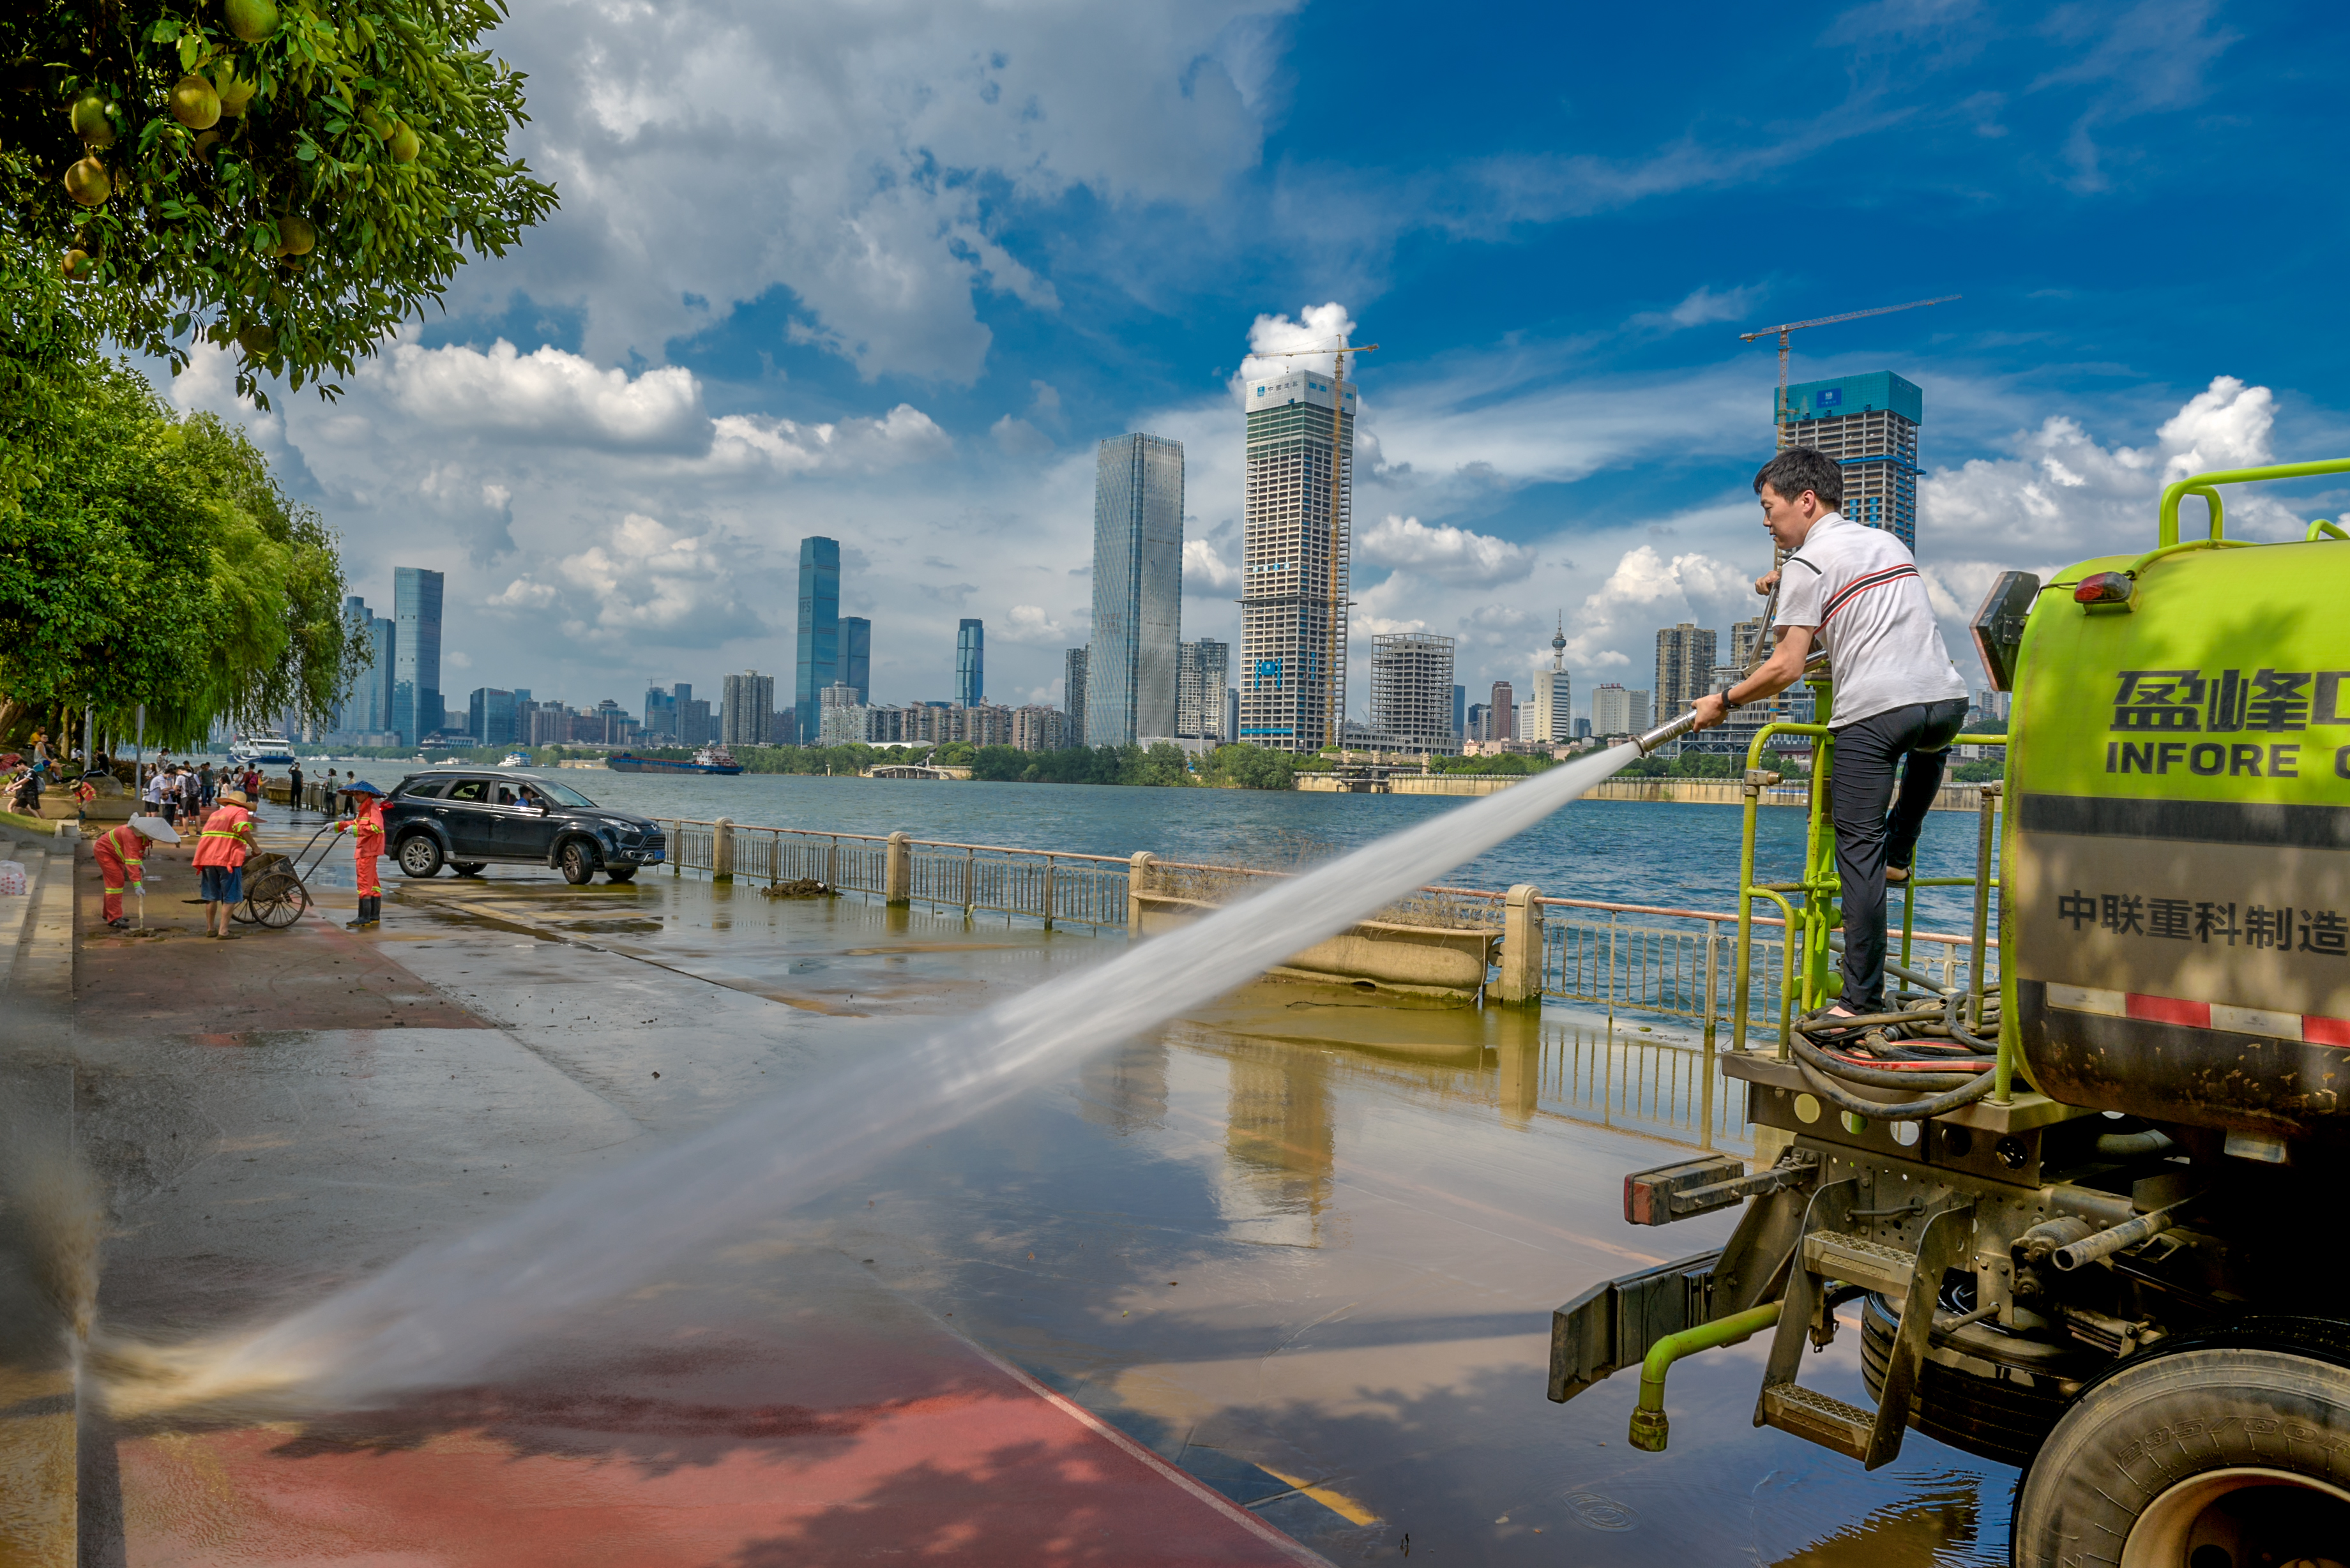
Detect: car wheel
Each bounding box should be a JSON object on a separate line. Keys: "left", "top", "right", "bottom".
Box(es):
{"left": 397, "top": 834, "right": 445, "bottom": 878}
{"left": 451, "top": 862, "right": 487, "bottom": 877}
{"left": 605, "top": 866, "right": 637, "bottom": 883}
{"left": 2013, "top": 1341, "right": 2350, "bottom": 1567}
{"left": 559, "top": 839, "right": 597, "bottom": 886}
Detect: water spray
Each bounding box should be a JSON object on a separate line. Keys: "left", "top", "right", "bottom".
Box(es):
{"left": 97, "top": 744, "right": 1648, "bottom": 1419}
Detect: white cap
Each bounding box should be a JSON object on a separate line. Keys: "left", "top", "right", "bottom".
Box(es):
{"left": 128, "top": 815, "right": 180, "bottom": 843}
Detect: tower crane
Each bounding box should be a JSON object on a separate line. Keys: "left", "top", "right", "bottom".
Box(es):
{"left": 1740, "top": 296, "right": 1958, "bottom": 416}
{"left": 1248, "top": 340, "right": 1377, "bottom": 755}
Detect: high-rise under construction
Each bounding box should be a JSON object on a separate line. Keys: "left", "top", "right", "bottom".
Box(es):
{"left": 1775, "top": 372, "right": 1923, "bottom": 549}
{"left": 1239, "top": 367, "right": 1356, "bottom": 753}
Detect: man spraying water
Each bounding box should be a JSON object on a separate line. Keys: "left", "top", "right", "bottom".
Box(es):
{"left": 1686, "top": 447, "right": 1969, "bottom": 1034}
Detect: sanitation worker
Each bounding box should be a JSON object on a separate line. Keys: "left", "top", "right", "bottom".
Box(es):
{"left": 93, "top": 814, "right": 178, "bottom": 930}
{"left": 193, "top": 786, "right": 259, "bottom": 940}
{"left": 334, "top": 780, "right": 388, "bottom": 930}
{"left": 1688, "top": 446, "right": 1969, "bottom": 1034}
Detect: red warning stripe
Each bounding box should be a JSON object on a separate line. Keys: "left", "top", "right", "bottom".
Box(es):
{"left": 2305, "top": 1014, "right": 2350, "bottom": 1047}
{"left": 2126, "top": 993, "right": 2211, "bottom": 1028}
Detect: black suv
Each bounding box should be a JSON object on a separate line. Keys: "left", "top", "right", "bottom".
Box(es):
{"left": 383, "top": 771, "right": 667, "bottom": 884}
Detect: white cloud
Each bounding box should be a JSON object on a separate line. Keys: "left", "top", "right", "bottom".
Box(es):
{"left": 990, "top": 415, "right": 1054, "bottom": 458}
{"left": 1555, "top": 543, "right": 1754, "bottom": 672}
{"left": 1182, "top": 539, "right": 1242, "bottom": 595}
{"left": 1359, "top": 514, "right": 1536, "bottom": 587}
{"left": 369, "top": 339, "right": 708, "bottom": 452}
{"left": 1235, "top": 301, "right": 1360, "bottom": 389}
{"left": 452, "top": 0, "right": 1300, "bottom": 381}
{"left": 494, "top": 512, "right": 769, "bottom": 649}
{"left": 709, "top": 405, "right": 951, "bottom": 476}
{"left": 1002, "top": 605, "right": 1068, "bottom": 643}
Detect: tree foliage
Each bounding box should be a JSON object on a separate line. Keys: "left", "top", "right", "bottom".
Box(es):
{"left": 0, "top": 338, "right": 350, "bottom": 747}
{"left": 3, "top": 0, "right": 556, "bottom": 403}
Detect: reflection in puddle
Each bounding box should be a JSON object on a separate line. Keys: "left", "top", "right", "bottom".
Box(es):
{"left": 1765, "top": 1472, "right": 1998, "bottom": 1565}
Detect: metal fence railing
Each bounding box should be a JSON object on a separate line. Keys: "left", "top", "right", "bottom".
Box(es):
{"left": 649, "top": 817, "right": 1997, "bottom": 1149}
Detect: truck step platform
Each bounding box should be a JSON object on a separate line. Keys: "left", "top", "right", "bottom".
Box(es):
{"left": 1754, "top": 1179, "right": 1975, "bottom": 1470}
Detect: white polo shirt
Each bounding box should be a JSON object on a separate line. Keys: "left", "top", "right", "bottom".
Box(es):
{"left": 1771, "top": 513, "right": 1966, "bottom": 728}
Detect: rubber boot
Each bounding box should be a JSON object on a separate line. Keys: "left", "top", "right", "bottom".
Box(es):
{"left": 363, "top": 894, "right": 381, "bottom": 928}
{"left": 349, "top": 895, "right": 379, "bottom": 930}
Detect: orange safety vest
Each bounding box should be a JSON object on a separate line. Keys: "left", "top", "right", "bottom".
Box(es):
{"left": 95, "top": 824, "right": 151, "bottom": 879}
{"left": 192, "top": 803, "right": 254, "bottom": 868}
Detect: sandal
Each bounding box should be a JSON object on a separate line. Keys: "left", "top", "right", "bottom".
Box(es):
{"left": 1799, "top": 1006, "right": 1876, "bottom": 1048}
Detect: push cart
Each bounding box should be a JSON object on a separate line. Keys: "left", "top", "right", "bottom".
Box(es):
{"left": 232, "top": 822, "right": 342, "bottom": 929}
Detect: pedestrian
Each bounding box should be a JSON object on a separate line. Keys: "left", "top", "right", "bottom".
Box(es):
{"left": 334, "top": 780, "right": 388, "bottom": 930}
{"left": 1689, "top": 446, "right": 1969, "bottom": 1034}
{"left": 141, "top": 764, "right": 167, "bottom": 823}
{"left": 199, "top": 762, "right": 216, "bottom": 810}
{"left": 193, "top": 786, "right": 259, "bottom": 940}
{"left": 95, "top": 814, "right": 178, "bottom": 930}
{"left": 244, "top": 765, "right": 261, "bottom": 800}
{"left": 289, "top": 758, "right": 305, "bottom": 811}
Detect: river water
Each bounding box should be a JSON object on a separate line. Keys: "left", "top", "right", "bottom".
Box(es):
{"left": 529, "top": 769, "right": 1999, "bottom": 935}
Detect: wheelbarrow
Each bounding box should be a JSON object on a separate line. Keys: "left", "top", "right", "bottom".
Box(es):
{"left": 233, "top": 823, "right": 342, "bottom": 930}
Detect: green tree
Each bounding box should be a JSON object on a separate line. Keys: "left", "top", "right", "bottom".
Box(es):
{"left": 0, "top": 354, "right": 349, "bottom": 746}
{"left": 4, "top": 0, "right": 556, "bottom": 404}
{"left": 1198, "top": 743, "right": 1294, "bottom": 790}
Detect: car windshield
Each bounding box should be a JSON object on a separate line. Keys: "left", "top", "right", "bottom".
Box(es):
{"left": 533, "top": 780, "right": 597, "bottom": 808}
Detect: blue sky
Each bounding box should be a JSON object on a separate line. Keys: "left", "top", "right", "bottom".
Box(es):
{"left": 178, "top": 0, "right": 2350, "bottom": 720}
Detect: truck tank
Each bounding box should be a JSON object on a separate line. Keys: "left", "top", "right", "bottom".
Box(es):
{"left": 2003, "top": 502, "right": 2350, "bottom": 1150}
{"left": 1545, "top": 460, "right": 2350, "bottom": 1568}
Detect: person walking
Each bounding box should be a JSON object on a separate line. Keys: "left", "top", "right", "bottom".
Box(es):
{"left": 193, "top": 786, "right": 259, "bottom": 940}
{"left": 334, "top": 780, "right": 388, "bottom": 930}
{"left": 1689, "top": 446, "right": 1969, "bottom": 1032}
{"left": 288, "top": 759, "right": 305, "bottom": 812}
{"left": 94, "top": 814, "right": 178, "bottom": 930}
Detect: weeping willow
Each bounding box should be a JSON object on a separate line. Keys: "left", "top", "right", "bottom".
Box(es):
{"left": 0, "top": 246, "right": 352, "bottom": 751}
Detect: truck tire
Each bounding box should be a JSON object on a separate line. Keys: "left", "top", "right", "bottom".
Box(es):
{"left": 558, "top": 838, "right": 598, "bottom": 886}
{"left": 2013, "top": 1343, "right": 2350, "bottom": 1567}
{"left": 396, "top": 834, "right": 444, "bottom": 879}
{"left": 1859, "top": 1293, "right": 2093, "bottom": 1468}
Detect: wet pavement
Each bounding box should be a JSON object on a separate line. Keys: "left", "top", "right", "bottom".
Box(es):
{"left": 1, "top": 810, "right": 2017, "bottom": 1565}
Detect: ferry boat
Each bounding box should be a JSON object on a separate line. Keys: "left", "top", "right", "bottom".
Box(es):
{"left": 607, "top": 745, "right": 744, "bottom": 776}
{"left": 229, "top": 732, "right": 296, "bottom": 767}
{"left": 500, "top": 751, "right": 531, "bottom": 768}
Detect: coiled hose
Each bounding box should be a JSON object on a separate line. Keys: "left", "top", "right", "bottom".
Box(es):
{"left": 1791, "top": 944, "right": 2000, "bottom": 1119}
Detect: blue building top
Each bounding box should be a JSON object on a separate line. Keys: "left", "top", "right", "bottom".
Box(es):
{"left": 1777, "top": 371, "right": 1923, "bottom": 426}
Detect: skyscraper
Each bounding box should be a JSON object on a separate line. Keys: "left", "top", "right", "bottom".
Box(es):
{"left": 391, "top": 566, "right": 443, "bottom": 745}
{"left": 1239, "top": 367, "right": 1356, "bottom": 753}
{"left": 1176, "top": 639, "right": 1229, "bottom": 740}
{"left": 1370, "top": 631, "right": 1455, "bottom": 752}
{"left": 1487, "top": 681, "right": 1515, "bottom": 743}
{"left": 1086, "top": 433, "right": 1185, "bottom": 748}
{"left": 842, "top": 615, "right": 871, "bottom": 704}
{"left": 1731, "top": 614, "right": 1770, "bottom": 672}
{"left": 1452, "top": 684, "right": 1466, "bottom": 739}
{"left": 1776, "top": 372, "right": 1923, "bottom": 548}
{"left": 794, "top": 537, "right": 840, "bottom": 744}
{"left": 468, "top": 688, "right": 516, "bottom": 745}
{"left": 1592, "top": 684, "right": 1651, "bottom": 737}
{"left": 1655, "top": 622, "right": 1717, "bottom": 725}
{"left": 642, "top": 685, "right": 677, "bottom": 737}
{"left": 957, "top": 619, "right": 985, "bottom": 708}
{"left": 1528, "top": 618, "right": 1573, "bottom": 743}
{"left": 722, "top": 670, "right": 775, "bottom": 746}
{"left": 335, "top": 596, "right": 393, "bottom": 737}
{"left": 1063, "top": 647, "right": 1089, "bottom": 747}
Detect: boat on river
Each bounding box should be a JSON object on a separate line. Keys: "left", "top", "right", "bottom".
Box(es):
{"left": 228, "top": 732, "right": 296, "bottom": 767}
{"left": 607, "top": 745, "right": 743, "bottom": 776}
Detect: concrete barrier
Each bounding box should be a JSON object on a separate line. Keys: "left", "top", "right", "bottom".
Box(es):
{"left": 1129, "top": 887, "right": 1494, "bottom": 999}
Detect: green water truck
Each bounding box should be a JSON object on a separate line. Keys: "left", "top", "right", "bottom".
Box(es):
{"left": 1550, "top": 460, "right": 2350, "bottom": 1566}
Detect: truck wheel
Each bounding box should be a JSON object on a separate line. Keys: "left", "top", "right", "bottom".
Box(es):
{"left": 397, "top": 834, "right": 444, "bottom": 878}
{"left": 558, "top": 839, "right": 597, "bottom": 886}
{"left": 2014, "top": 1345, "right": 2350, "bottom": 1567}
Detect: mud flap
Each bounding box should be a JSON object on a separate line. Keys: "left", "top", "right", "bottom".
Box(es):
{"left": 1547, "top": 1177, "right": 1811, "bottom": 1405}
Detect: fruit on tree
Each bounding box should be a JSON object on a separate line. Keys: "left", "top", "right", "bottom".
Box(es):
{"left": 170, "top": 75, "right": 222, "bottom": 131}
{"left": 390, "top": 123, "right": 421, "bottom": 163}
{"left": 236, "top": 322, "right": 275, "bottom": 357}
{"left": 277, "top": 217, "right": 316, "bottom": 257}
{"left": 64, "top": 158, "right": 112, "bottom": 207}
{"left": 70, "top": 94, "right": 116, "bottom": 147}
{"left": 193, "top": 130, "right": 223, "bottom": 160}
{"left": 61, "top": 250, "right": 96, "bottom": 282}
{"left": 224, "top": 0, "right": 280, "bottom": 43}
